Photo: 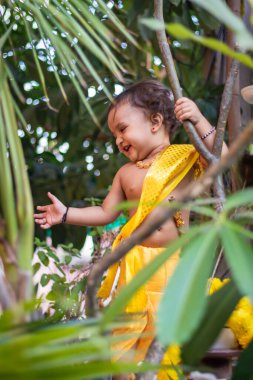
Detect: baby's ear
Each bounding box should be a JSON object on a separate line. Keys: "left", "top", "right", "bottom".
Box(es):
{"left": 150, "top": 113, "right": 164, "bottom": 131}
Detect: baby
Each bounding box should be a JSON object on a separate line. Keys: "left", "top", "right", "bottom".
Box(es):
{"left": 34, "top": 79, "right": 227, "bottom": 369}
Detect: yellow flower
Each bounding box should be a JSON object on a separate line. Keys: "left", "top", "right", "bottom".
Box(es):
{"left": 158, "top": 345, "right": 182, "bottom": 380}
{"left": 209, "top": 278, "right": 253, "bottom": 348}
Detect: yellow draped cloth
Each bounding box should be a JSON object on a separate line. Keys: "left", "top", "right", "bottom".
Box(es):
{"left": 97, "top": 145, "right": 201, "bottom": 362}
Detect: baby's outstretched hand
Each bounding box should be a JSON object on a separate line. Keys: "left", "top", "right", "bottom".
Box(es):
{"left": 34, "top": 192, "right": 66, "bottom": 229}
{"left": 174, "top": 97, "right": 204, "bottom": 125}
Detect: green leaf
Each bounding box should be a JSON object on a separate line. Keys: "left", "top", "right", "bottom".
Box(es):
{"left": 223, "top": 188, "right": 253, "bottom": 212}
{"left": 190, "top": 0, "right": 253, "bottom": 50}
{"left": 221, "top": 224, "right": 253, "bottom": 301}
{"left": 37, "top": 250, "right": 49, "bottom": 266}
{"left": 165, "top": 23, "right": 253, "bottom": 69}
{"left": 232, "top": 339, "right": 253, "bottom": 380}
{"left": 101, "top": 225, "right": 204, "bottom": 329}
{"left": 139, "top": 18, "right": 164, "bottom": 31}
{"left": 41, "top": 274, "right": 50, "bottom": 287}
{"left": 182, "top": 281, "right": 241, "bottom": 364}
{"left": 157, "top": 229, "right": 218, "bottom": 346}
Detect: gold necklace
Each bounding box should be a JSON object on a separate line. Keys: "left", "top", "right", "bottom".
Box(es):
{"left": 135, "top": 145, "right": 169, "bottom": 169}
{"left": 136, "top": 157, "right": 156, "bottom": 169}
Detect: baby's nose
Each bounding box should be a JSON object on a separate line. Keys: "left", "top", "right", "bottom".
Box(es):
{"left": 116, "top": 135, "right": 123, "bottom": 146}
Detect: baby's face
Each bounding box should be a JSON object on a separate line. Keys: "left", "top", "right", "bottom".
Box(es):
{"left": 108, "top": 102, "right": 156, "bottom": 162}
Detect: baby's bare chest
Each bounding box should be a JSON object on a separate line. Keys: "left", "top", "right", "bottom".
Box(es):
{"left": 120, "top": 165, "right": 193, "bottom": 202}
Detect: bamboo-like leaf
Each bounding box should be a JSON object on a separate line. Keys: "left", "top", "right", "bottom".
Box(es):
{"left": 0, "top": 104, "right": 18, "bottom": 245}
{"left": 96, "top": 0, "right": 139, "bottom": 48}
{"left": 5, "top": 65, "right": 25, "bottom": 103}
{"left": 141, "top": 18, "right": 253, "bottom": 69}
{"left": 182, "top": 281, "right": 241, "bottom": 365}
{"left": 157, "top": 228, "right": 218, "bottom": 346}
{"left": 165, "top": 23, "right": 253, "bottom": 69}
{"left": 0, "top": 24, "right": 14, "bottom": 50}
{"left": 221, "top": 224, "right": 253, "bottom": 300}
{"left": 223, "top": 188, "right": 253, "bottom": 212}
{"left": 232, "top": 339, "right": 253, "bottom": 380}
{"left": 22, "top": 16, "right": 58, "bottom": 112}
{"left": 190, "top": 0, "right": 253, "bottom": 50}
{"left": 101, "top": 225, "right": 204, "bottom": 329}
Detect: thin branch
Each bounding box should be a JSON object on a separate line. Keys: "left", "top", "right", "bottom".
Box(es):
{"left": 153, "top": 0, "right": 215, "bottom": 164}
{"left": 213, "top": 58, "right": 240, "bottom": 158}
{"left": 135, "top": 339, "right": 164, "bottom": 380}
{"left": 85, "top": 121, "right": 253, "bottom": 317}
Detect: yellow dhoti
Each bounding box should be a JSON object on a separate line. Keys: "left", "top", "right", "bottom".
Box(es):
{"left": 98, "top": 145, "right": 202, "bottom": 362}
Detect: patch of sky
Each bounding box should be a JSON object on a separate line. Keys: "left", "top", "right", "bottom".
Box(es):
{"left": 103, "top": 153, "right": 109, "bottom": 160}
{"left": 51, "top": 131, "right": 57, "bottom": 139}
{"left": 173, "top": 41, "right": 181, "bottom": 47}
{"left": 121, "top": 42, "right": 127, "bottom": 49}
{"left": 41, "top": 96, "right": 49, "bottom": 102}
{"left": 39, "top": 137, "right": 48, "bottom": 148}
{"left": 37, "top": 127, "right": 43, "bottom": 136}
{"left": 83, "top": 140, "right": 90, "bottom": 148}
{"left": 154, "top": 56, "right": 162, "bottom": 66}
{"left": 26, "top": 124, "right": 33, "bottom": 132}
{"left": 18, "top": 129, "right": 25, "bottom": 138}
{"left": 71, "top": 37, "right": 78, "bottom": 47}
{"left": 89, "top": 6, "right": 96, "bottom": 15}
{"left": 191, "top": 15, "right": 199, "bottom": 26}
{"left": 3, "top": 8, "right": 11, "bottom": 22}
{"left": 88, "top": 87, "right": 97, "bottom": 98}
{"left": 47, "top": 65, "right": 58, "bottom": 72}
{"left": 36, "top": 146, "right": 44, "bottom": 154}
{"left": 12, "top": 24, "right": 18, "bottom": 31}
{"left": 32, "top": 21, "right": 38, "bottom": 29}
{"left": 61, "top": 32, "right": 68, "bottom": 38}
{"left": 85, "top": 155, "right": 94, "bottom": 163}
{"left": 87, "top": 163, "right": 94, "bottom": 171}
{"left": 38, "top": 55, "right": 47, "bottom": 62}
{"left": 94, "top": 169, "right": 100, "bottom": 176}
{"left": 107, "top": 1, "right": 114, "bottom": 9}
{"left": 195, "top": 30, "right": 200, "bottom": 36}
{"left": 33, "top": 99, "right": 40, "bottom": 106}
{"left": 30, "top": 137, "right": 36, "bottom": 144}
{"left": 59, "top": 142, "right": 69, "bottom": 154}
{"left": 93, "top": 1, "right": 98, "bottom": 6}
{"left": 24, "top": 80, "right": 39, "bottom": 91}
{"left": 118, "top": 1, "right": 123, "bottom": 8}
{"left": 15, "top": 15, "right": 20, "bottom": 20}
{"left": 26, "top": 98, "right": 33, "bottom": 105}
{"left": 56, "top": 154, "right": 64, "bottom": 162}
{"left": 60, "top": 69, "right": 68, "bottom": 76}
{"left": 0, "top": 6, "right": 5, "bottom": 16}
{"left": 52, "top": 30, "right": 58, "bottom": 35}
{"left": 25, "top": 42, "right": 32, "bottom": 50}
{"left": 114, "top": 84, "right": 124, "bottom": 95}
{"left": 106, "top": 143, "right": 113, "bottom": 154}
{"left": 19, "top": 61, "right": 26, "bottom": 71}
{"left": 94, "top": 147, "right": 99, "bottom": 153}
{"left": 26, "top": 15, "right": 33, "bottom": 22}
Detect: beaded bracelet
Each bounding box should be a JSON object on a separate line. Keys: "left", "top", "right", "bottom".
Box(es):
{"left": 201, "top": 127, "right": 216, "bottom": 140}
{"left": 61, "top": 207, "right": 69, "bottom": 223}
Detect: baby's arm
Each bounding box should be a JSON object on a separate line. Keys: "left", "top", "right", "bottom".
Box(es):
{"left": 34, "top": 170, "right": 125, "bottom": 229}
{"left": 174, "top": 97, "right": 228, "bottom": 157}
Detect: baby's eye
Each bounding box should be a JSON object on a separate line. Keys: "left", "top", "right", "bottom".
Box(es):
{"left": 120, "top": 127, "right": 126, "bottom": 133}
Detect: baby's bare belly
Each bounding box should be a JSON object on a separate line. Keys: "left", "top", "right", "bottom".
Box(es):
{"left": 141, "top": 218, "right": 180, "bottom": 248}
{"left": 128, "top": 208, "right": 189, "bottom": 248}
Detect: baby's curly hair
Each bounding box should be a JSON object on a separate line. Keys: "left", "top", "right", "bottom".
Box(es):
{"left": 108, "top": 79, "right": 177, "bottom": 135}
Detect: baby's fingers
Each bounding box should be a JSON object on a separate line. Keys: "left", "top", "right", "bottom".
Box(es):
{"left": 37, "top": 205, "right": 48, "bottom": 211}
{"left": 40, "top": 222, "right": 51, "bottom": 229}
{"left": 34, "top": 212, "right": 46, "bottom": 219}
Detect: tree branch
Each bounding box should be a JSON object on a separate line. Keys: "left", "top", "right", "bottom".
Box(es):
{"left": 213, "top": 58, "right": 240, "bottom": 158}
{"left": 85, "top": 122, "right": 253, "bottom": 317}
{"left": 153, "top": 0, "right": 215, "bottom": 164}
